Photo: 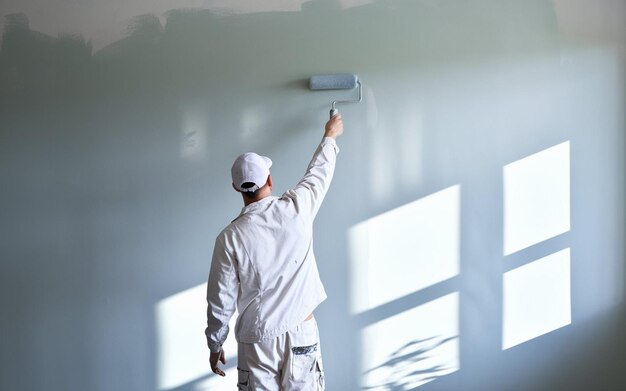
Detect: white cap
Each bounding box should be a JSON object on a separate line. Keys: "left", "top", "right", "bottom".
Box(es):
{"left": 231, "top": 152, "right": 272, "bottom": 192}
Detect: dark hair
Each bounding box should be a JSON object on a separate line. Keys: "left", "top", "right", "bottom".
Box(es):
{"left": 241, "top": 182, "right": 261, "bottom": 199}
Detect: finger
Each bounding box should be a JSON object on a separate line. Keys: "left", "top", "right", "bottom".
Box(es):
{"left": 216, "top": 368, "right": 226, "bottom": 377}
{"left": 220, "top": 352, "right": 226, "bottom": 365}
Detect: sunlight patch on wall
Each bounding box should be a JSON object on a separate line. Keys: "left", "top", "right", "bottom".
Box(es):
{"left": 156, "top": 283, "right": 238, "bottom": 390}
{"left": 503, "top": 249, "right": 571, "bottom": 350}
{"left": 361, "top": 293, "right": 459, "bottom": 390}
{"left": 503, "top": 141, "right": 570, "bottom": 255}
{"left": 349, "top": 185, "right": 460, "bottom": 314}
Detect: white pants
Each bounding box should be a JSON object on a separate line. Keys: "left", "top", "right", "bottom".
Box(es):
{"left": 236, "top": 317, "right": 325, "bottom": 390}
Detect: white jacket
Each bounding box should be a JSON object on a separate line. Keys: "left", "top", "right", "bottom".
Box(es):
{"left": 205, "top": 137, "right": 339, "bottom": 353}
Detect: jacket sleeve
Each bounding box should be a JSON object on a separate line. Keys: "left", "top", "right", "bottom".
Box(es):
{"left": 283, "top": 137, "right": 339, "bottom": 218}
{"left": 205, "top": 233, "right": 238, "bottom": 353}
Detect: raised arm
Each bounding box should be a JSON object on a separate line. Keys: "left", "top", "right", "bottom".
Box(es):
{"left": 284, "top": 115, "right": 344, "bottom": 218}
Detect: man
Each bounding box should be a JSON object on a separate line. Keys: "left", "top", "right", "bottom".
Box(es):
{"left": 205, "top": 114, "right": 344, "bottom": 390}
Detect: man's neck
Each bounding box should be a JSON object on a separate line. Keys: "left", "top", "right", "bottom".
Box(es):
{"left": 243, "top": 193, "right": 271, "bottom": 206}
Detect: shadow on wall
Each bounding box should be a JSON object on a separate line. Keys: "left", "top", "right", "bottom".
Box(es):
{"left": 362, "top": 336, "right": 458, "bottom": 390}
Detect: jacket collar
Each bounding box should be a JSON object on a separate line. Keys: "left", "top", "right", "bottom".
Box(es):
{"left": 233, "top": 195, "right": 278, "bottom": 222}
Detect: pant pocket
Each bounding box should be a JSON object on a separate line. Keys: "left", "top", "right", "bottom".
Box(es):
{"left": 316, "top": 358, "right": 325, "bottom": 390}
{"left": 237, "top": 368, "right": 250, "bottom": 390}
{"left": 290, "top": 343, "right": 318, "bottom": 382}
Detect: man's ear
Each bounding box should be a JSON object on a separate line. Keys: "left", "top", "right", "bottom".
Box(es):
{"left": 266, "top": 175, "right": 273, "bottom": 188}
{"left": 232, "top": 183, "right": 241, "bottom": 193}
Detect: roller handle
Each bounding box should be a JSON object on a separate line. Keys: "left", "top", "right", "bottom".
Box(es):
{"left": 330, "top": 108, "right": 339, "bottom": 118}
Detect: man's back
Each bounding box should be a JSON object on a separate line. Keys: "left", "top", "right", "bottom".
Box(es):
{"left": 219, "top": 194, "right": 326, "bottom": 343}
{"left": 206, "top": 135, "right": 340, "bottom": 353}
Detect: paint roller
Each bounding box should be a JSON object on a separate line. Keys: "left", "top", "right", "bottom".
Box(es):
{"left": 309, "top": 74, "right": 362, "bottom": 118}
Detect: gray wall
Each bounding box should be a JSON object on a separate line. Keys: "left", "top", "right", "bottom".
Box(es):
{"left": 1, "top": 0, "right": 625, "bottom": 390}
